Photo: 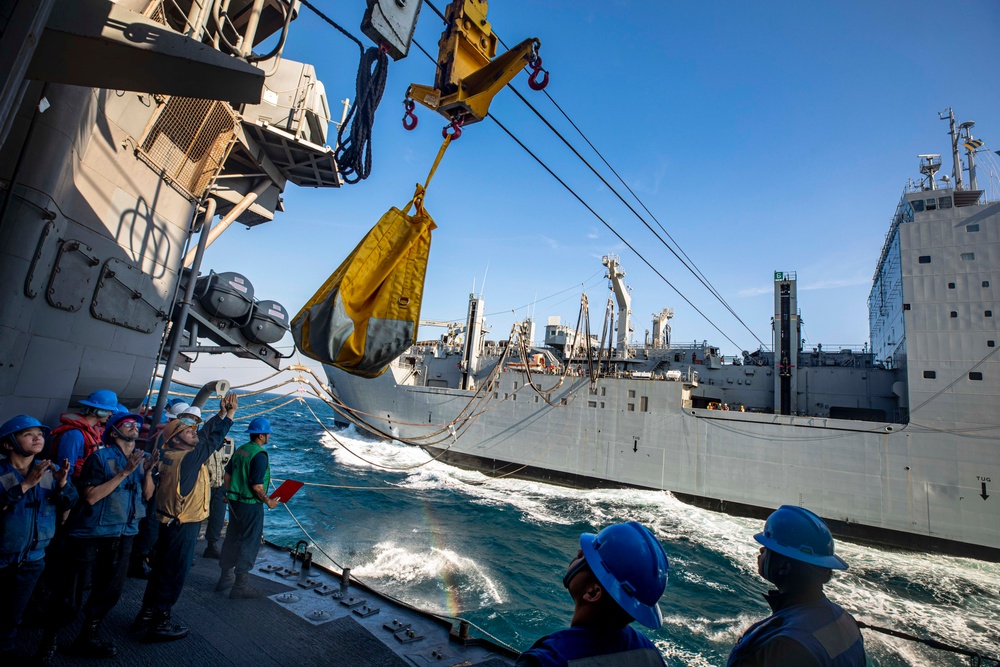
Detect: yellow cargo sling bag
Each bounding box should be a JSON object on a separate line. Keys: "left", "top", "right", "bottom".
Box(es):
{"left": 291, "top": 136, "right": 453, "bottom": 378}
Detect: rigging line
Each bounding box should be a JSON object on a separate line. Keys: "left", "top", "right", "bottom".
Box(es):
{"left": 537, "top": 86, "right": 727, "bottom": 301}
{"left": 422, "top": 0, "right": 755, "bottom": 344}
{"left": 856, "top": 620, "right": 999, "bottom": 664}
{"left": 410, "top": 15, "right": 752, "bottom": 350}
{"left": 504, "top": 83, "right": 765, "bottom": 348}
{"left": 301, "top": 397, "right": 459, "bottom": 470}
{"left": 488, "top": 114, "right": 745, "bottom": 352}
{"left": 485, "top": 270, "right": 606, "bottom": 318}
{"left": 297, "top": 0, "right": 364, "bottom": 56}
{"left": 271, "top": 478, "right": 413, "bottom": 491}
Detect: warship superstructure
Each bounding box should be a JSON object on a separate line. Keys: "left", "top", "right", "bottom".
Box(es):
{"left": 327, "top": 117, "right": 1000, "bottom": 560}
{"left": 0, "top": 0, "right": 340, "bottom": 422}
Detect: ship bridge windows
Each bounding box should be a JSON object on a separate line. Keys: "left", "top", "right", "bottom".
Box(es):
{"left": 912, "top": 200, "right": 925, "bottom": 212}
{"left": 925, "top": 198, "right": 937, "bottom": 211}
{"left": 939, "top": 196, "right": 952, "bottom": 209}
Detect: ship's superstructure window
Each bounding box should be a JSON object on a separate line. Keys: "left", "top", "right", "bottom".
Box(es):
{"left": 939, "top": 196, "right": 952, "bottom": 209}
{"left": 640, "top": 396, "right": 649, "bottom": 411}
{"left": 588, "top": 401, "right": 597, "bottom": 408}
{"left": 627, "top": 403, "right": 635, "bottom": 412}
{"left": 925, "top": 198, "right": 937, "bottom": 211}
{"left": 628, "top": 390, "right": 635, "bottom": 398}
{"left": 913, "top": 200, "right": 925, "bottom": 212}
{"left": 961, "top": 253, "right": 975, "bottom": 261}
{"left": 919, "top": 256, "right": 931, "bottom": 264}
{"left": 950, "top": 311, "right": 958, "bottom": 318}
{"left": 968, "top": 223, "right": 980, "bottom": 232}
{"left": 601, "top": 387, "right": 606, "bottom": 396}
{"left": 983, "top": 281, "right": 990, "bottom": 287}
{"left": 923, "top": 370, "right": 936, "bottom": 379}
{"left": 986, "top": 311, "right": 993, "bottom": 317}
{"left": 948, "top": 282, "right": 956, "bottom": 289}
{"left": 989, "top": 341, "right": 996, "bottom": 347}
{"left": 969, "top": 372, "right": 983, "bottom": 381}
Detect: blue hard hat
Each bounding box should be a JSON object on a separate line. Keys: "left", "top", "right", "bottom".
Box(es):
{"left": 166, "top": 397, "right": 186, "bottom": 408}
{"left": 0, "top": 415, "right": 51, "bottom": 455}
{"left": 579, "top": 521, "right": 669, "bottom": 629}
{"left": 247, "top": 417, "right": 272, "bottom": 435}
{"left": 103, "top": 412, "right": 143, "bottom": 444}
{"left": 78, "top": 389, "right": 119, "bottom": 412}
{"left": 754, "top": 505, "right": 848, "bottom": 570}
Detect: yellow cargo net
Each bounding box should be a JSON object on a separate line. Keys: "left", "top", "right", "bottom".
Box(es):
{"left": 291, "top": 135, "right": 454, "bottom": 378}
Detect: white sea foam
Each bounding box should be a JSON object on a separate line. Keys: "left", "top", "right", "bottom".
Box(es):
{"left": 348, "top": 540, "right": 505, "bottom": 611}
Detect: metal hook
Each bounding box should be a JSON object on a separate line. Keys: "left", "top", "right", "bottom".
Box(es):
{"left": 527, "top": 56, "right": 549, "bottom": 91}
{"left": 402, "top": 99, "right": 418, "bottom": 131}
{"left": 442, "top": 117, "right": 464, "bottom": 140}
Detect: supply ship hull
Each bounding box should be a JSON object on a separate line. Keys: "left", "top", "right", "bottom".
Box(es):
{"left": 327, "top": 153, "right": 1000, "bottom": 561}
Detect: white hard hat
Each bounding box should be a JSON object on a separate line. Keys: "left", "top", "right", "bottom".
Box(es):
{"left": 180, "top": 406, "right": 202, "bottom": 420}
{"left": 166, "top": 402, "right": 191, "bottom": 419}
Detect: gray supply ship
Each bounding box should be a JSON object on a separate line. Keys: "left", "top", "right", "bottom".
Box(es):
{"left": 326, "top": 120, "right": 1000, "bottom": 561}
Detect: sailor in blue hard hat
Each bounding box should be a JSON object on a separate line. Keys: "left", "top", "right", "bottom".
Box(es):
{"left": 515, "top": 521, "right": 669, "bottom": 666}
{"left": 49, "top": 389, "right": 119, "bottom": 478}
{"left": 0, "top": 415, "right": 78, "bottom": 661}
{"left": 728, "top": 505, "right": 865, "bottom": 667}
{"left": 215, "top": 416, "right": 277, "bottom": 599}
{"left": 42, "top": 412, "right": 156, "bottom": 659}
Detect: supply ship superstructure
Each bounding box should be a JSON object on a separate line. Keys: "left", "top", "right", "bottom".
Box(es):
{"left": 327, "top": 118, "right": 1000, "bottom": 560}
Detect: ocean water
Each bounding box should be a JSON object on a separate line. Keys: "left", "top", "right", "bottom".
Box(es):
{"left": 226, "top": 394, "right": 999, "bottom": 666}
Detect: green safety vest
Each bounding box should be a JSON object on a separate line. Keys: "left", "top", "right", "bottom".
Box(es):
{"left": 225, "top": 441, "right": 270, "bottom": 504}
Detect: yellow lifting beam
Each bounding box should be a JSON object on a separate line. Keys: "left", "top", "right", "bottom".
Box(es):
{"left": 407, "top": 0, "right": 543, "bottom": 126}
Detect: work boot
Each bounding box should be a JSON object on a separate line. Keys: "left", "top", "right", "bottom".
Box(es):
{"left": 34, "top": 631, "right": 58, "bottom": 666}
{"left": 202, "top": 542, "right": 220, "bottom": 559}
{"left": 143, "top": 612, "right": 189, "bottom": 643}
{"left": 229, "top": 573, "right": 263, "bottom": 599}
{"left": 131, "top": 607, "right": 156, "bottom": 632}
{"left": 69, "top": 619, "right": 117, "bottom": 658}
{"left": 214, "top": 567, "right": 235, "bottom": 592}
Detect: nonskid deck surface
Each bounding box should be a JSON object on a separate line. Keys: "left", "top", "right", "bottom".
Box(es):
{"left": 15, "top": 542, "right": 513, "bottom": 667}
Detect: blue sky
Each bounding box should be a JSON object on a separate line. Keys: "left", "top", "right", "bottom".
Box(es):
{"left": 181, "top": 0, "right": 1000, "bottom": 383}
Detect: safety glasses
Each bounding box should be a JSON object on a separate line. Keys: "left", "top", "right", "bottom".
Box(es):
{"left": 562, "top": 558, "right": 590, "bottom": 590}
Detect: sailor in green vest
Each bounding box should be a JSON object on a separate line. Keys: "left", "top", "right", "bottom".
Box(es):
{"left": 215, "top": 417, "right": 277, "bottom": 599}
